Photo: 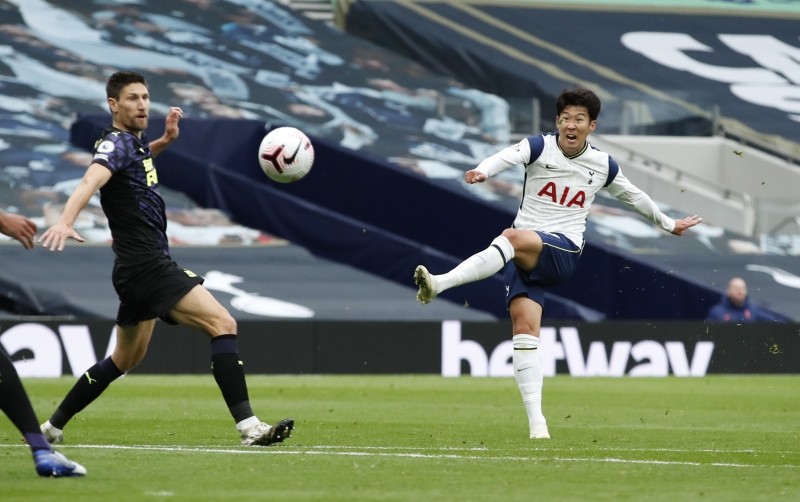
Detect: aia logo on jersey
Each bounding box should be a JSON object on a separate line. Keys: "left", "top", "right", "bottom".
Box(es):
{"left": 538, "top": 181, "right": 586, "bottom": 207}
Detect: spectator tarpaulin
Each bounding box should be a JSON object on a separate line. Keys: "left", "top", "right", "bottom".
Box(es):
{"left": 0, "top": 243, "right": 499, "bottom": 322}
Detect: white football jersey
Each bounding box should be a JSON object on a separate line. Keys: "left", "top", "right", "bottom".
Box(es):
{"left": 475, "top": 133, "right": 675, "bottom": 247}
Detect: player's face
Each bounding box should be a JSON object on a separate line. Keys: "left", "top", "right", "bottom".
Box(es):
{"left": 556, "top": 105, "right": 596, "bottom": 156}
{"left": 108, "top": 83, "right": 150, "bottom": 135}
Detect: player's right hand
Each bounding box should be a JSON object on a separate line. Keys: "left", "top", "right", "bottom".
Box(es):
{"left": 464, "top": 170, "right": 488, "bottom": 184}
{"left": 39, "top": 223, "right": 86, "bottom": 252}
{"left": 0, "top": 212, "right": 37, "bottom": 250}
{"left": 163, "top": 106, "right": 183, "bottom": 142}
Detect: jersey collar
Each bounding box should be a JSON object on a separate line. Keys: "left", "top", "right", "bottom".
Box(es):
{"left": 555, "top": 134, "right": 588, "bottom": 159}
{"left": 105, "top": 126, "right": 148, "bottom": 146}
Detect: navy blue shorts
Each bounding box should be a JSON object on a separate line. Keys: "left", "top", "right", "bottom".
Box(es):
{"left": 112, "top": 255, "right": 204, "bottom": 327}
{"left": 503, "top": 231, "right": 582, "bottom": 308}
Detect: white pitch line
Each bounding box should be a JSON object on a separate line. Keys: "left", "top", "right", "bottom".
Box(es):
{"left": 303, "top": 445, "right": 770, "bottom": 455}
{"left": 2, "top": 444, "right": 795, "bottom": 469}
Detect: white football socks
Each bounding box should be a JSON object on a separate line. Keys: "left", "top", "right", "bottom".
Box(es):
{"left": 513, "top": 334, "right": 548, "bottom": 437}
{"left": 435, "top": 235, "right": 515, "bottom": 292}
{"left": 236, "top": 416, "right": 260, "bottom": 433}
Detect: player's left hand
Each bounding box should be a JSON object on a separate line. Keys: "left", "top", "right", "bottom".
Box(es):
{"left": 163, "top": 107, "right": 183, "bottom": 142}
{"left": 671, "top": 214, "right": 703, "bottom": 235}
{"left": 39, "top": 222, "right": 85, "bottom": 252}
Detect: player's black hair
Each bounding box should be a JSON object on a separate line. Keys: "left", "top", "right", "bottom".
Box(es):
{"left": 106, "top": 71, "right": 148, "bottom": 100}
{"left": 556, "top": 87, "right": 601, "bottom": 121}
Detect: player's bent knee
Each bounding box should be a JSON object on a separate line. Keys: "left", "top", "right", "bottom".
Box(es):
{"left": 211, "top": 312, "right": 237, "bottom": 336}
{"left": 112, "top": 348, "right": 147, "bottom": 372}
{"left": 221, "top": 316, "right": 237, "bottom": 335}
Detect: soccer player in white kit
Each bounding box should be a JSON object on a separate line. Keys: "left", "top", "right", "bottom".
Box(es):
{"left": 414, "top": 88, "right": 702, "bottom": 439}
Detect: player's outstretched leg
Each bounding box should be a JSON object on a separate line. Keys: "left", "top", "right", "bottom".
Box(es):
{"left": 0, "top": 350, "right": 87, "bottom": 476}
{"left": 34, "top": 449, "right": 87, "bottom": 477}
{"left": 414, "top": 265, "right": 439, "bottom": 304}
{"left": 209, "top": 335, "right": 295, "bottom": 446}
{"left": 415, "top": 236, "right": 514, "bottom": 305}
{"left": 240, "top": 418, "right": 294, "bottom": 446}
{"left": 39, "top": 356, "right": 126, "bottom": 444}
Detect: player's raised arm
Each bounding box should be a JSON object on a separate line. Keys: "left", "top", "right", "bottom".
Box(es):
{"left": 150, "top": 106, "right": 183, "bottom": 158}
{"left": 606, "top": 170, "right": 702, "bottom": 236}
{"left": 39, "top": 163, "right": 111, "bottom": 252}
{"left": 466, "top": 138, "right": 532, "bottom": 184}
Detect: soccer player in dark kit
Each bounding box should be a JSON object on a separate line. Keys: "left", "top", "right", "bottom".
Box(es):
{"left": 38, "top": 71, "right": 293, "bottom": 447}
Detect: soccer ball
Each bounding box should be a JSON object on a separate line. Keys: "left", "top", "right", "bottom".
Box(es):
{"left": 257, "top": 127, "right": 315, "bottom": 183}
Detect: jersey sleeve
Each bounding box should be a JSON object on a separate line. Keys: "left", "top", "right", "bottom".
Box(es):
{"left": 474, "top": 136, "right": 535, "bottom": 177}
{"left": 92, "top": 133, "right": 131, "bottom": 174}
{"left": 605, "top": 169, "right": 676, "bottom": 233}
{"left": 604, "top": 156, "right": 620, "bottom": 187}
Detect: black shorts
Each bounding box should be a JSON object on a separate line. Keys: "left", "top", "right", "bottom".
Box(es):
{"left": 112, "top": 255, "right": 204, "bottom": 327}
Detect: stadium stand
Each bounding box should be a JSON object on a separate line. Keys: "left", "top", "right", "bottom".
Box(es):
{"left": 335, "top": 0, "right": 800, "bottom": 153}
{"left": 281, "top": 0, "right": 336, "bottom": 22}
{"left": 0, "top": 0, "right": 797, "bottom": 322}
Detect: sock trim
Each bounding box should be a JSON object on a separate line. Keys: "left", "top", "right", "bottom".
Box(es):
{"left": 491, "top": 244, "right": 507, "bottom": 264}
{"left": 210, "top": 334, "right": 239, "bottom": 355}
{"left": 513, "top": 334, "right": 539, "bottom": 350}
{"left": 491, "top": 235, "right": 515, "bottom": 263}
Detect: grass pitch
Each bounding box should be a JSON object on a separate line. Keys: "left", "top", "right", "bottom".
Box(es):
{"left": 1, "top": 375, "right": 798, "bottom": 501}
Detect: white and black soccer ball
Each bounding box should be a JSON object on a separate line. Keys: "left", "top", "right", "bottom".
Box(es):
{"left": 257, "top": 127, "right": 315, "bottom": 183}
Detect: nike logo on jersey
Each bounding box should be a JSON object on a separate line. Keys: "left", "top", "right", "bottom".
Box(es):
{"left": 544, "top": 164, "right": 557, "bottom": 170}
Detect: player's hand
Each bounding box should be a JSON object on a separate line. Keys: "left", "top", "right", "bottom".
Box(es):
{"left": 163, "top": 106, "right": 183, "bottom": 142}
{"left": 465, "top": 169, "right": 488, "bottom": 184}
{"left": 671, "top": 214, "right": 703, "bottom": 236}
{"left": 0, "top": 212, "right": 37, "bottom": 250}
{"left": 39, "top": 223, "right": 85, "bottom": 252}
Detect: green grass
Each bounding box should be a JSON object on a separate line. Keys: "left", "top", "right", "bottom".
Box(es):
{"left": 1, "top": 375, "right": 798, "bottom": 501}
